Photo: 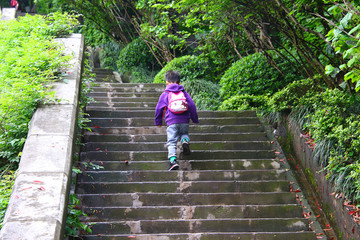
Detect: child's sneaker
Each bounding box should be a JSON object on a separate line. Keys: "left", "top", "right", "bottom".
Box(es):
{"left": 168, "top": 159, "right": 179, "bottom": 171}
{"left": 182, "top": 138, "right": 191, "bottom": 155}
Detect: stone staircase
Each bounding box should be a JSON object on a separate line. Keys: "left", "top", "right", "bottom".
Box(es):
{"left": 76, "top": 68, "right": 318, "bottom": 239}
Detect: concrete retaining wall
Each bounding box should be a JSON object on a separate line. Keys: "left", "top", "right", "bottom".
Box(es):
{"left": 0, "top": 8, "right": 16, "bottom": 21}
{"left": 286, "top": 121, "right": 360, "bottom": 239}
{"left": 0, "top": 33, "right": 84, "bottom": 240}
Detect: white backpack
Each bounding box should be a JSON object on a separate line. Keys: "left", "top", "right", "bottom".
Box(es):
{"left": 168, "top": 91, "right": 188, "bottom": 114}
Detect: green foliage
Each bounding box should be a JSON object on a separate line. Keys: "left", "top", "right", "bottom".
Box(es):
{"left": 268, "top": 78, "right": 319, "bottom": 112}
{"left": 0, "top": 0, "right": 11, "bottom": 7}
{"left": 182, "top": 79, "right": 221, "bottom": 111}
{"left": 117, "top": 38, "right": 160, "bottom": 83}
{"left": 219, "top": 52, "right": 302, "bottom": 99}
{"left": 281, "top": 88, "right": 360, "bottom": 203}
{"left": 219, "top": 94, "right": 269, "bottom": 111}
{"left": 0, "top": 169, "right": 15, "bottom": 229}
{"left": 65, "top": 194, "right": 92, "bottom": 238}
{"left": 153, "top": 55, "right": 212, "bottom": 83}
{"left": 99, "top": 41, "right": 122, "bottom": 71}
{"left": 324, "top": 2, "right": 360, "bottom": 91}
{"left": 153, "top": 55, "right": 219, "bottom": 110}
{"left": 0, "top": 13, "right": 78, "bottom": 164}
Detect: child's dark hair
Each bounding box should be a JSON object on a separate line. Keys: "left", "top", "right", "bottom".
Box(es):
{"left": 165, "top": 70, "right": 181, "bottom": 83}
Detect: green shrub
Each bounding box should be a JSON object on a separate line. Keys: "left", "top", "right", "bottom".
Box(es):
{"left": 268, "top": 78, "right": 319, "bottom": 112}
{"left": 182, "top": 79, "right": 221, "bottom": 111}
{"left": 219, "top": 51, "right": 302, "bottom": 99}
{"left": 0, "top": 13, "right": 78, "bottom": 164}
{"left": 219, "top": 94, "right": 270, "bottom": 111}
{"left": 117, "top": 38, "right": 160, "bottom": 83}
{"left": 99, "top": 41, "right": 122, "bottom": 71}
{"left": 153, "top": 55, "right": 212, "bottom": 83}
{"left": 282, "top": 88, "right": 360, "bottom": 203}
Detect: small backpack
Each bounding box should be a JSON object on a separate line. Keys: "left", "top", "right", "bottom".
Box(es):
{"left": 168, "top": 91, "right": 188, "bottom": 114}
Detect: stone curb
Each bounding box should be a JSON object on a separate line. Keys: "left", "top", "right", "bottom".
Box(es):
{"left": 0, "top": 33, "right": 84, "bottom": 240}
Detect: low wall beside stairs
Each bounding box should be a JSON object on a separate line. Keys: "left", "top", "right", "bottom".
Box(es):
{"left": 281, "top": 120, "right": 360, "bottom": 239}
{"left": 0, "top": 34, "right": 84, "bottom": 240}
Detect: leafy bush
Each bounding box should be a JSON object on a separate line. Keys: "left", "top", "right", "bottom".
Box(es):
{"left": 0, "top": 13, "right": 78, "bottom": 164}
{"left": 182, "top": 79, "right": 221, "bottom": 111}
{"left": 99, "top": 41, "right": 122, "bottom": 71}
{"left": 280, "top": 88, "right": 360, "bottom": 203}
{"left": 219, "top": 94, "right": 270, "bottom": 111}
{"left": 219, "top": 51, "right": 302, "bottom": 99}
{"left": 153, "top": 55, "right": 212, "bottom": 83}
{"left": 117, "top": 38, "right": 160, "bottom": 83}
{"left": 268, "top": 78, "right": 319, "bottom": 112}
{"left": 154, "top": 55, "right": 221, "bottom": 110}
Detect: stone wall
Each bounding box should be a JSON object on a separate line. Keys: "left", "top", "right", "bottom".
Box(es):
{"left": 286, "top": 121, "right": 360, "bottom": 239}
{"left": 0, "top": 34, "right": 84, "bottom": 240}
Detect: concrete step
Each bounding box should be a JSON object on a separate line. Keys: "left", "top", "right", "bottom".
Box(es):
{"left": 83, "top": 141, "right": 271, "bottom": 151}
{"left": 93, "top": 82, "right": 165, "bottom": 88}
{"left": 85, "top": 110, "right": 258, "bottom": 118}
{"left": 87, "top": 92, "right": 162, "bottom": 99}
{"left": 80, "top": 150, "right": 275, "bottom": 161}
{"left": 79, "top": 232, "right": 317, "bottom": 240}
{"left": 77, "top": 170, "right": 288, "bottom": 182}
{"left": 87, "top": 125, "right": 265, "bottom": 135}
{"left": 77, "top": 192, "right": 298, "bottom": 207}
{"left": 78, "top": 159, "right": 281, "bottom": 171}
{"left": 76, "top": 180, "right": 290, "bottom": 194}
{"left": 83, "top": 133, "right": 267, "bottom": 143}
{"left": 90, "top": 86, "right": 164, "bottom": 93}
{"left": 88, "top": 96, "right": 160, "bottom": 103}
{"left": 87, "top": 102, "right": 158, "bottom": 108}
{"left": 83, "top": 204, "right": 304, "bottom": 221}
{"left": 84, "top": 219, "right": 312, "bottom": 235}
{"left": 87, "top": 117, "right": 261, "bottom": 127}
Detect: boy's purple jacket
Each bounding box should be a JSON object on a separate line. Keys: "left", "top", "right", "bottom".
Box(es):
{"left": 155, "top": 83, "right": 199, "bottom": 126}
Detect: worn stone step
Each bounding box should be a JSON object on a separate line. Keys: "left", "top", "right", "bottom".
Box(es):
{"left": 78, "top": 170, "right": 287, "bottom": 182}
{"left": 76, "top": 180, "right": 290, "bottom": 194}
{"left": 87, "top": 92, "right": 161, "bottom": 98}
{"left": 83, "top": 204, "right": 304, "bottom": 221}
{"left": 86, "top": 106, "right": 155, "bottom": 111}
{"left": 89, "top": 97, "right": 160, "bottom": 103}
{"left": 80, "top": 159, "right": 280, "bottom": 171}
{"left": 93, "top": 83, "right": 165, "bottom": 88}
{"left": 86, "top": 219, "right": 311, "bottom": 235}
{"left": 86, "top": 110, "right": 257, "bottom": 118}
{"left": 79, "top": 232, "right": 317, "bottom": 240}
{"left": 87, "top": 125, "right": 264, "bottom": 135}
{"left": 83, "top": 141, "right": 271, "bottom": 151}
{"left": 90, "top": 86, "right": 164, "bottom": 93}
{"left": 92, "top": 75, "right": 117, "bottom": 81}
{"left": 78, "top": 192, "right": 298, "bottom": 207}
{"left": 80, "top": 150, "right": 275, "bottom": 162}
{"left": 84, "top": 132, "right": 267, "bottom": 143}
{"left": 88, "top": 102, "right": 158, "bottom": 108}
{"left": 88, "top": 117, "right": 261, "bottom": 127}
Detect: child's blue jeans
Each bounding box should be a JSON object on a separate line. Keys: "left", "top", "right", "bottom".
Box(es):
{"left": 167, "top": 123, "right": 189, "bottom": 159}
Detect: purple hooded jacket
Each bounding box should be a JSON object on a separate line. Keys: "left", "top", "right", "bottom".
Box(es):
{"left": 155, "top": 83, "right": 199, "bottom": 126}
